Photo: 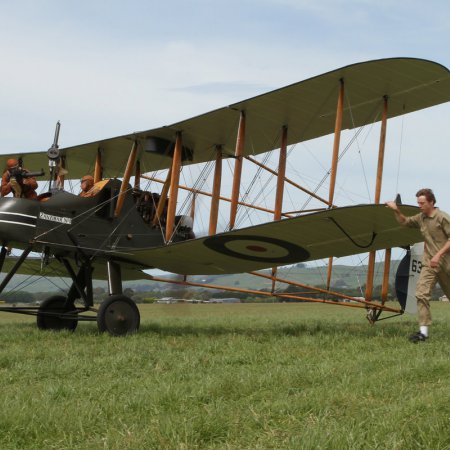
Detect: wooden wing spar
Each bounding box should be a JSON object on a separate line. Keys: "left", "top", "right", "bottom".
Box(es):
{"left": 1, "top": 57, "right": 449, "bottom": 177}
{"left": 111, "top": 204, "right": 423, "bottom": 275}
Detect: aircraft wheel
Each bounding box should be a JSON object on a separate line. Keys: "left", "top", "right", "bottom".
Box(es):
{"left": 97, "top": 295, "right": 140, "bottom": 336}
{"left": 37, "top": 295, "right": 78, "bottom": 332}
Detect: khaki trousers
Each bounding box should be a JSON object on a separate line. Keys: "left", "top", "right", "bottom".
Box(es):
{"left": 415, "top": 262, "right": 450, "bottom": 326}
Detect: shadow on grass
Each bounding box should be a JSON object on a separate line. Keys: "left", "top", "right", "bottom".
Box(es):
{"left": 137, "top": 319, "right": 417, "bottom": 339}
{"left": 0, "top": 316, "right": 418, "bottom": 340}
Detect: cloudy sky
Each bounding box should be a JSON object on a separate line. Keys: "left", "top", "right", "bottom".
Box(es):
{"left": 0, "top": 0, "right": 449, "bottom": 215}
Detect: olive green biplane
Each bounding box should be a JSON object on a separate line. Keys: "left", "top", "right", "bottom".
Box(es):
{"left": 0, "top": 57, "right": 448, "bottom": 334}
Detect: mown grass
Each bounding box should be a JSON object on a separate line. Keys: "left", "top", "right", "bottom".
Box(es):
{"left": 0, "top": 303, "right": 448, "bottom": 449}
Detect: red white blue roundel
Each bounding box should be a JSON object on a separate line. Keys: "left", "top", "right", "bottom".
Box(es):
{"left": 203, "top": 235, "right": 309, "bottom": 264}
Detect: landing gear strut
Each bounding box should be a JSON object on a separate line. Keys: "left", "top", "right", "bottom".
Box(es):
{"left": 97, "top": 261, "right": 140, "bottom": 336}
{"left": 0, "top": 247, "right": 141, "bottom": 336}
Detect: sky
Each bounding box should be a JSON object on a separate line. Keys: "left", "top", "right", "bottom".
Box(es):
{"left": 0, "top": 0, "right": 449, "bottom": 216}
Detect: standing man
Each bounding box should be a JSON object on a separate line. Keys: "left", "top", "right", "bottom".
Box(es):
{"left": 386, "top": 189, "right": 450, "bottom": 343}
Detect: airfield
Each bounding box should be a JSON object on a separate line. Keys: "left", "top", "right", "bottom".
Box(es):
{"left": 1, "top": 0, "right": 450, "bottom": 447}
{"left": 0, "top": 302, "right": 448, "bottom": 449}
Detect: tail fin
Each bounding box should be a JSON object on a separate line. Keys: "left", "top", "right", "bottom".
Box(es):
{"left": 395, "top": 243, "right": 423, "bottom": 314}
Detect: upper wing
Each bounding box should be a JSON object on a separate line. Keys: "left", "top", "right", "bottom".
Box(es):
{"left": 2, "top": 58, "right": 449, "bottom": 178}
{"left": 120, "top": 204, "right": 423, "bottom": 275}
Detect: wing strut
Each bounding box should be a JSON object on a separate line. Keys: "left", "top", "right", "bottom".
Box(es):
{"left": 143, "top": 172, "right": 291, "bottom": 217}
{"left": 381, "top": 248, "right": 391, "bottom": 302}
{"left": 245, "top": 155, "right": 332, "bottom": 207}
{"left": 190, "top": 191, "right": 196, "bottom": 226}
{"left": 365, "top": 96, "right": 389, "bottom": 302}
{"left": 0, "top": 247, "right": 32, "bottom": 294}
{"left": 152, "top": 166, "right": 172, "bottom": 228}
{"left": 229, "top": 111, "right": 246, "bottom": 230}
{"left": 94, "top": 147, "right": 102, "bottom": 183}
{"left": 271, "top": 125, "right": 288, "bottom": 292}
{"left": 149, "top": 273, "right": 402, "bottom": 313}
{"left": 327, "top": 79, "right": 345, "bottom": 290}
{"left": 134, "top": 159, "right": 141, "bottom": 190}
{"left": 166, "top": 132, "right": 183, "bottom": 242}
{"left": 208, "top": 145, "right": 222, "bottom": 235}
{"left": 115, "top": 140, "right": 138, "bottom": 217}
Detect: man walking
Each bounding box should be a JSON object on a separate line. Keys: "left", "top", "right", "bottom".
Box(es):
{"left": 386, "top": 189, "right": 450, "bottom": 342}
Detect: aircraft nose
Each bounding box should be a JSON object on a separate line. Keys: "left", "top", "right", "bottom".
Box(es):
{"left": 0, "top": 197, "right": 39, "bottom": 244}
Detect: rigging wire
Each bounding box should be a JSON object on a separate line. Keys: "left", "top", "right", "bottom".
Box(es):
{"left": 227, "top": 83, "right": 338, "bottom": 231}
{"left": 0, "top": 257, "right": 71, "bottom": 298}
{"left": 232, "top": 135, "right": 280, "bottom": 230}
{"left": 299, "top": 125, "right": 364, "bottom": 210}
{"left": 234, "top": 155, "right": 278, "bottom": 228}
{"left": 343, "top": 90, "right": 381, "bottom": 203}
{"left": 300, "top": 100, "right": 381, "bottom": 211}
{"left": 178, "top": 156, "right": 215, "bottom": 217}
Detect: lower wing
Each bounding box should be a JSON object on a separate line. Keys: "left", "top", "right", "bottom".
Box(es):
{"left": 125, "top": 204, "right": 422, "bottom": 275}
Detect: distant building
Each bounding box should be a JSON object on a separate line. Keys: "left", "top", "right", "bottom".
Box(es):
{"left": 209, "top": 298, "right": 240, "bottom": 303}
{"left": 439, "top": 295, "right": 449, "bottom": 302}
{"left": 156, "top": 297, "right": 178, "bottom": 304}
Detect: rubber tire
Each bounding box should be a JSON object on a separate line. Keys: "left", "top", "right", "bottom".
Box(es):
{"left": 37, "top": 295, "right": 78, "bottom": 332}
{"left": 97, "top": 295, "right": 140, "bottom": 336}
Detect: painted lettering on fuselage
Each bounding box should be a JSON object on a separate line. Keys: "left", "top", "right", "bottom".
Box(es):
{"left": 39, "top": 212, "right": 72, "bottom": 225}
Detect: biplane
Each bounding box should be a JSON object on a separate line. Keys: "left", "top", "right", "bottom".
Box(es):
{"left": 0, "top": 57, "right": 448, "bottom": 335}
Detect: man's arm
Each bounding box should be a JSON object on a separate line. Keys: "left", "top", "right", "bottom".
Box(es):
{"left": 23, "top": 175, "right": 38, "bottom": 191}
{"left": 0, "top": 171, "right": 11, "bottom": 197}
{"left": 430, "top": 240, "right": 450, "bottom": 268}
{"left": 385, "top": 201, "right": 407, "bottom": 224}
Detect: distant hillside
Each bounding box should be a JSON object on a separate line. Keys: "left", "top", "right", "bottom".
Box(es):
{"left": 184, "top": 260, "right": 404, "bottom": 292}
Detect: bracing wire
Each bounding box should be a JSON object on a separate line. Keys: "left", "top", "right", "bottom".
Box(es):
{"left": 226, "top": 84, "right": 338, "bottom": 231}
{"left": 178, "top": 156, "right": 215, "bottom": 217}
{"left": 344, "top": 91, "right": 381, "bottom": 203}
{"left": 300, "top": 98, "right": 381, "bottom": 211}
{"left": 234, "top": 151, "right": 279, "bottom": 228}
{"left": 225, "top": 142, "right": 272, "bottom": 231}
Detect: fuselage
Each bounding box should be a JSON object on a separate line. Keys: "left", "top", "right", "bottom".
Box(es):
{"left": 0, "top": 179, "right": 189, "bottom": 265}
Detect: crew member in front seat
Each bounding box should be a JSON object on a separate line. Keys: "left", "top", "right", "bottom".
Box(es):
{"left": 1, "top": 158, "right": 38, "bottom": 199}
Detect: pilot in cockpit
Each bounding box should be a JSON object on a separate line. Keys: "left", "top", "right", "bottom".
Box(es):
{"left": 79, "top": 175, "right": 96, "bottom": 198}
{"left": 79, "top": 175, "right": 107, "bottom": 198}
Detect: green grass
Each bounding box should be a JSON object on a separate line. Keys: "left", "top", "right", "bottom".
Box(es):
{"left": 0, "top": 303, "right": 449, "bottom": 449}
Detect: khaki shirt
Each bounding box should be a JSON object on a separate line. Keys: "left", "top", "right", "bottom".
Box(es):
{"left": 404, "top": 208, "right": 450, "bottom": 270}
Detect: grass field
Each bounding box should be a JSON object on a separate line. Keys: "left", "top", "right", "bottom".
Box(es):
{"left": 0, "top": 303, "right": 448, "bottom": 449}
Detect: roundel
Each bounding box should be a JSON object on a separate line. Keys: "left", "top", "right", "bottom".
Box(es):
{"left": 203, "top": 235, "right": 310, "bottom": 264}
